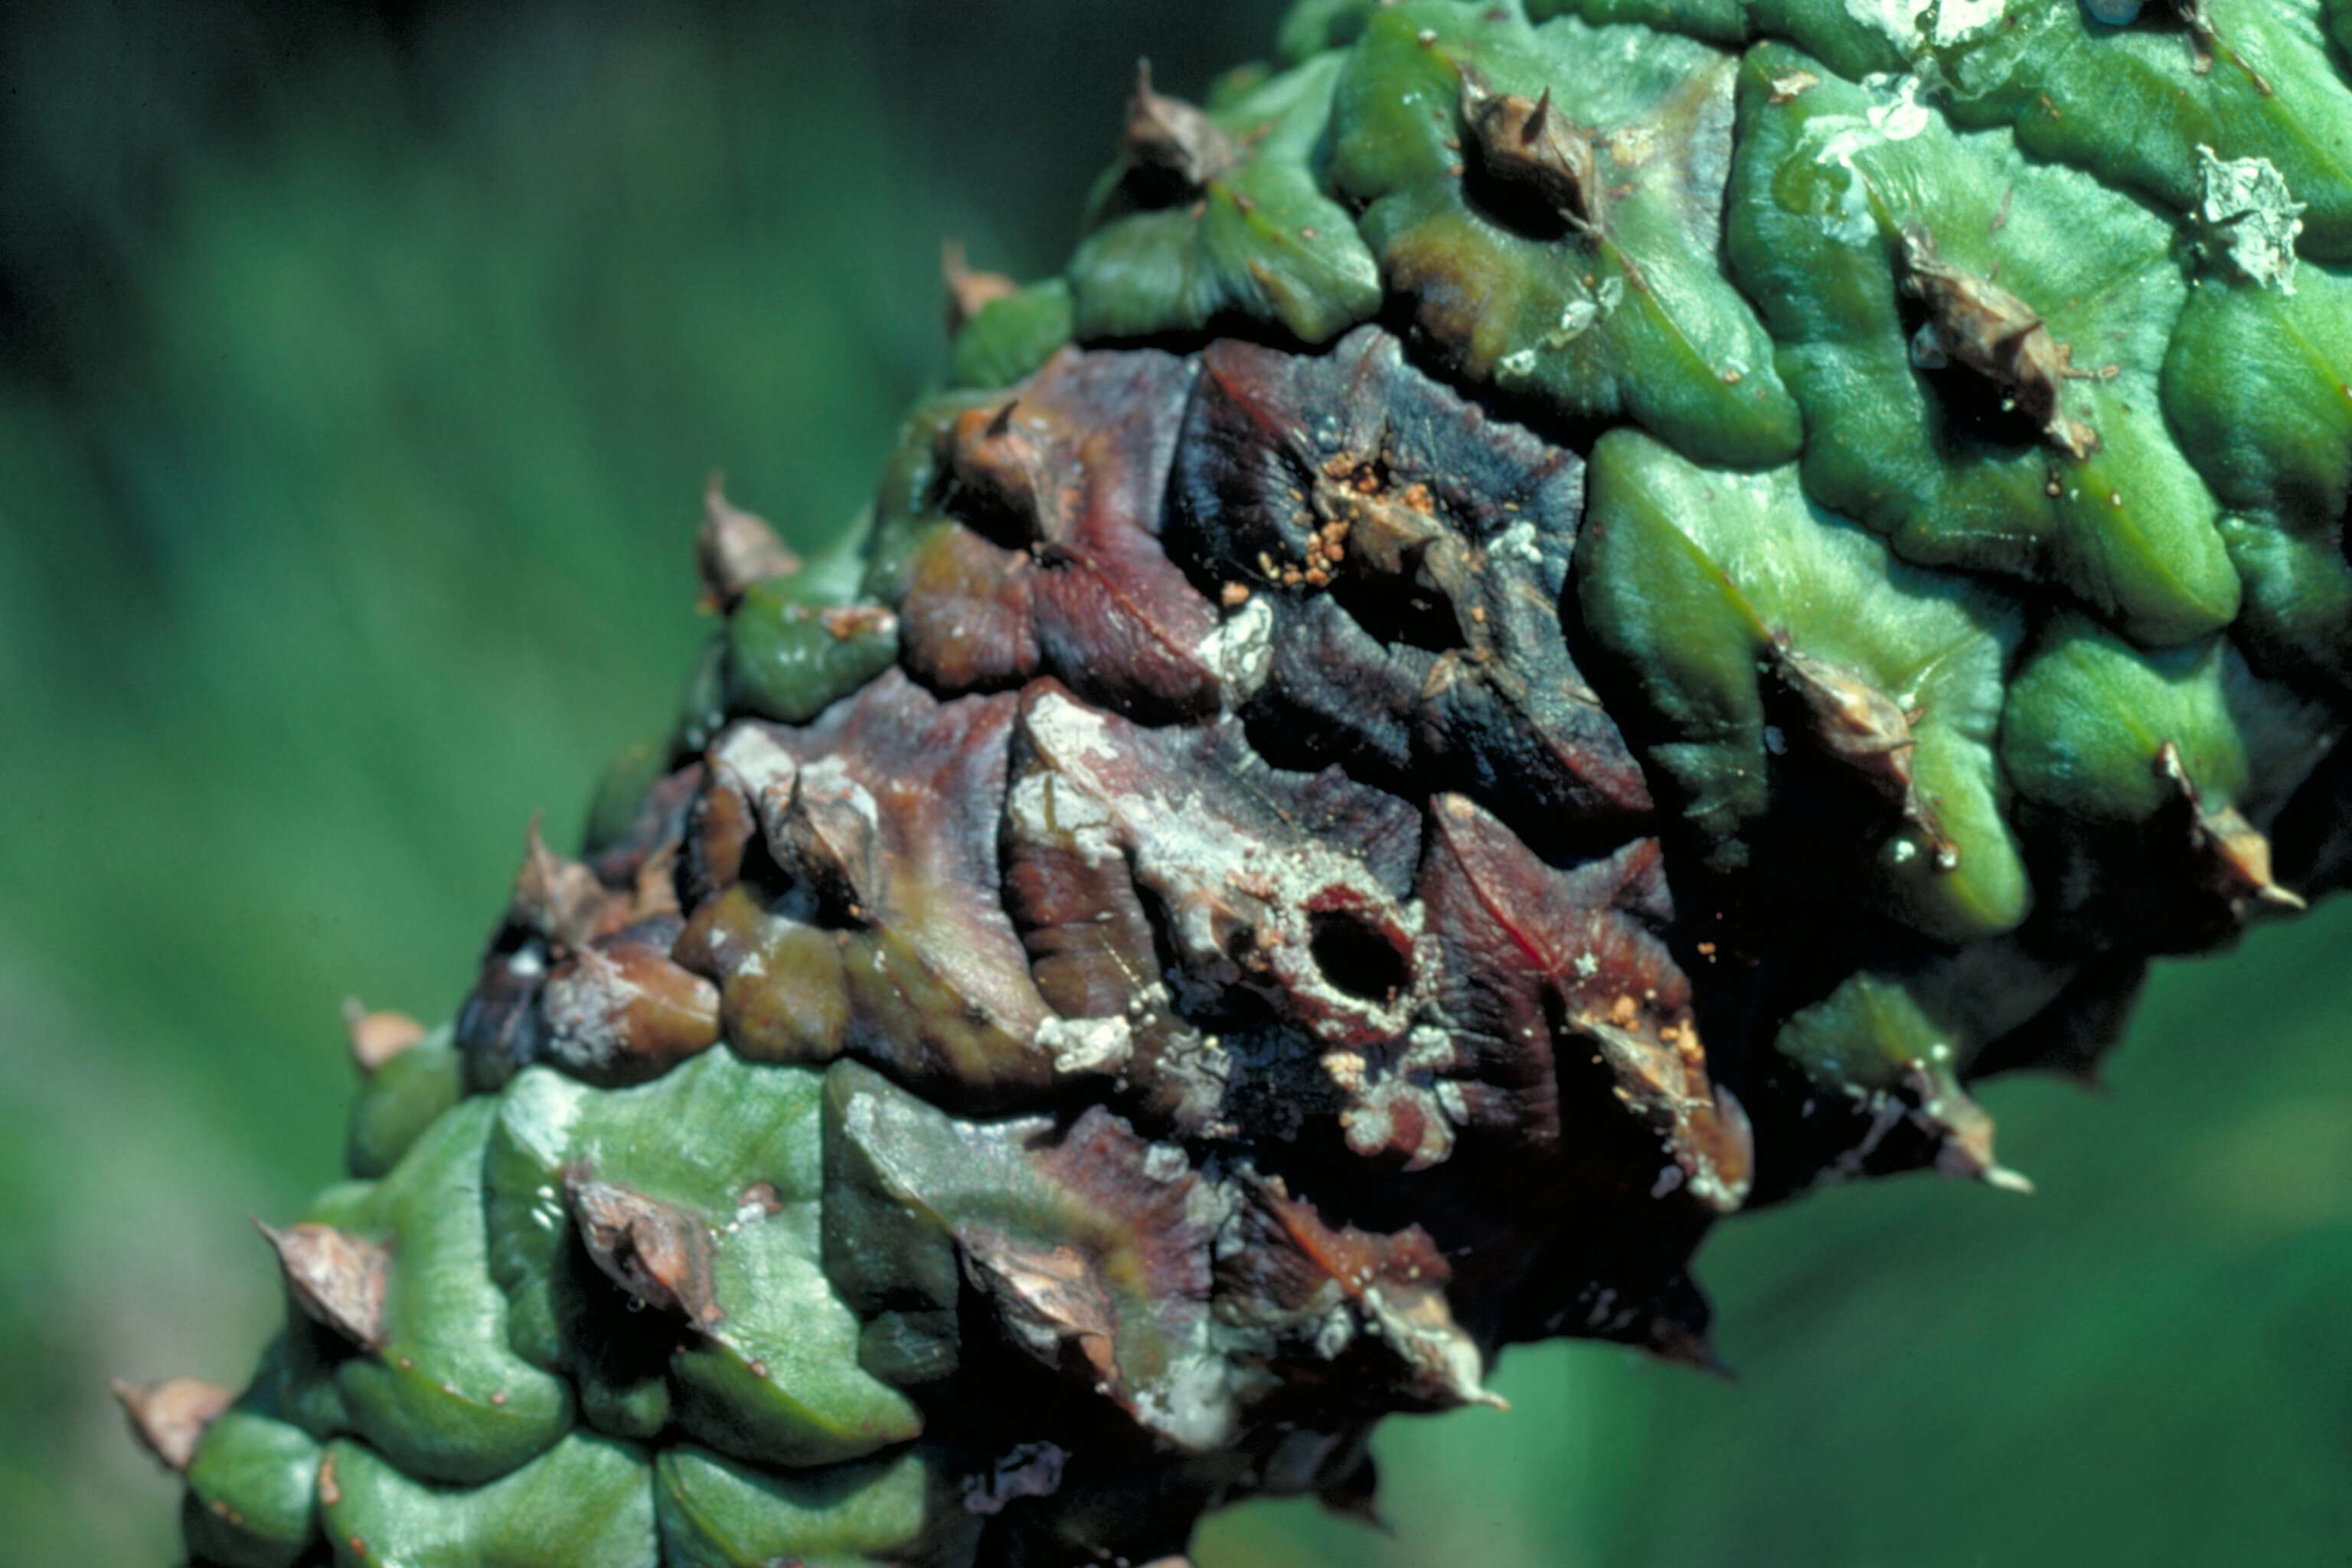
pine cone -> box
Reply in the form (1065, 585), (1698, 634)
(132, 2), (2352, 1563)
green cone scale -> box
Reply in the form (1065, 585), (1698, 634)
(129, 2), (2352, 1562)
(1579, 428), (2030, 945)
(1072, 56), (1383, 345)
(1328, 8), (1805, 467)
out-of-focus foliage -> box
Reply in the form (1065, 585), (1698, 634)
(0, 3), (2344, 1564)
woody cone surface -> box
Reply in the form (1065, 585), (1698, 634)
(130, 1), (2352, 1563)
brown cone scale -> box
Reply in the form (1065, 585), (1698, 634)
(113, 1377), (232, 1473)
(461, 325), (1769, 1478)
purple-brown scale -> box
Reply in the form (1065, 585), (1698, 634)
(452, 331), (1764, 1461)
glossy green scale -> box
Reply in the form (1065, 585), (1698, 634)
(482, 1076), (672, 1442)
(2001, 612), (2329, 825)
(1727, 45), (2240, 645)
(671, 504), (897, 750)
(1772, 971), (1958, 1100)
(180, 1401), (323, 1568)
(1530, 0), (2352, 254)
(946, 279), (1073, 390)
(320, 1432), (657, 1568)
(1276, 0), (1387, 62)
(1929, 0), (2352, 262)
(1070, 51), (1381, 346)
(723, 576), (899, 729)
(1528, 0), (1912, 81)
(2163, 264), (2352, 692)
(345, 1024), (466, 1181)
(1329, 2), (1802, 468)
(283, 1099), (576, 1488)
(1766, 938), (2082, 1184)
(1578, 428), (2029, 945)
(656, 1446), (965, 1568)
(483, 1050), (923, 1471)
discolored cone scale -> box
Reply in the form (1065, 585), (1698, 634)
(342, 1001), (426, 1075)
(942, 243), (1018, 335)
(113, 1377), (234, 1473)
(1458, 74), (1606, 234)
(2155, 740), (2308, 913)
(564, 1171), (727, 1329)
(1764, 634), (1954, 865)
(694, 477), (801, 613)
(254, 1221), (390, 1352)
(1896, 224), (2105, 462)
(464, 823), (722, 1089)
(1123, 60), (1246, 194)
(1168, 325), (1653, 840)
(143, 2), (2352, 1563)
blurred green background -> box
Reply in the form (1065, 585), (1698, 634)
(2, 2), (2347, 1563)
